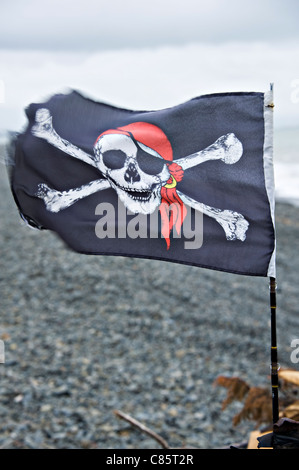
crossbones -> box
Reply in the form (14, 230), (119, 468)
(32, 108), (249, 246)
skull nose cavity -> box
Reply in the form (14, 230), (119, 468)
(125, 162), (140, 183)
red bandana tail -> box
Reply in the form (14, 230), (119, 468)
(159, 162), (187, 249)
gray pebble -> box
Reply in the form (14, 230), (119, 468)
(0, 151), (298, 449)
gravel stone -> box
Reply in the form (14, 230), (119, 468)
(0, 147), (298, 448)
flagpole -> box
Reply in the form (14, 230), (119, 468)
(270, 276), (279, 425)
(268, 82), (279, 427)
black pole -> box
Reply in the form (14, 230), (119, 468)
(270, 277), (279, 425)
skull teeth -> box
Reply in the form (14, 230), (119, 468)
(108, 177), (158, 202)
(123, 187), (152, 202)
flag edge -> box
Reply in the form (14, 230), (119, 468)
(263, 87), (276, 278)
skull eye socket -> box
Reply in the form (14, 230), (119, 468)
(102, 150), (127, 170)
(136, 148), (166, 175)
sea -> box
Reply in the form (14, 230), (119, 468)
(274, 126), (299, 207)
(0, 126), (298, 208)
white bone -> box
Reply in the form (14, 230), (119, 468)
(36, 178), (110, 212)
(32, 109), (242, 172)
(177, 190), (249, 241)
(176, 133), (243, 170)
(32, 108), (97, 168)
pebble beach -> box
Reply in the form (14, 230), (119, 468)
(0, 145), (298, 449)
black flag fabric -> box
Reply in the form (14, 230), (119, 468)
(9, 89), (275, 277)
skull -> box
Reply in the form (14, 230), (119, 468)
(94, 132), (170, 214)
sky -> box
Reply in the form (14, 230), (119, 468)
(0, 0), (299, 130)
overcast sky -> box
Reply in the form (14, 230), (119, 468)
(0, 0), (299, 130)
(1, 0), (299, 51)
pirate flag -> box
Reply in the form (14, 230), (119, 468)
(8, 89), (275, 277)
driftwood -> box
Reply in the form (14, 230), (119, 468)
(114, 410), (170, 449)
(114, 409), (248, 449)
(114, 370), (299, 449)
